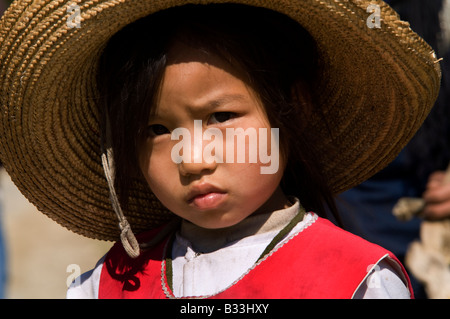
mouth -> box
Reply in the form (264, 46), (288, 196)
(186, 183), (227, 210)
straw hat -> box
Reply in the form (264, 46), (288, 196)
(0, 0), (441, 248)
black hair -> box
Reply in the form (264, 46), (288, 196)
(97, 4), (340, 224)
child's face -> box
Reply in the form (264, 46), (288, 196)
(138, 43), (287, 229)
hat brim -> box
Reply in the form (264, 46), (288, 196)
(0, 0), (441, 241)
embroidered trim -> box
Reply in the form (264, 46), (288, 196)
(256, 204), (305, 260)
(160, 212), (319, 299)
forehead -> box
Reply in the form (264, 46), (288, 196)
(153, 43), (264, 117)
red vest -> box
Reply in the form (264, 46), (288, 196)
(99, 216), (413, 299)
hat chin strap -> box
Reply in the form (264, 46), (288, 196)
(101, 115), (140, 258)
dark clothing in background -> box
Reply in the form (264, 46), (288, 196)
(336, 0), (450, 299)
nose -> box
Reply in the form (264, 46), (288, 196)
(179, 160), (218, 176)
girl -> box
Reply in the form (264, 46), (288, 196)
(0, 0), (441, 298)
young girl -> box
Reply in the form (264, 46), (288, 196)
(0, 1), (441, 298)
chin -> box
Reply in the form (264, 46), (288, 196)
(190, 212), (248, 230)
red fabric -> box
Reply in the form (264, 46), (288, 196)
(99, 216), (413, 299)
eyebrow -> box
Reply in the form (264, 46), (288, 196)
(186, 93), (248, 119)
(205, 93), (248, 109)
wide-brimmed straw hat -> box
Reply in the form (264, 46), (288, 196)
(0, 0), (441, 250)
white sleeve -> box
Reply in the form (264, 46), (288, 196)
(66, 256), (105, 299)
(353, 257), (412, 299)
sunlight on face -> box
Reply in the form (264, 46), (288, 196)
(138, 43), (287, 229)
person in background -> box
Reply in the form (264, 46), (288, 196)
(0, 0), (441, 299)
(335, 0), (450, 299)
(0, 0), (12, 300)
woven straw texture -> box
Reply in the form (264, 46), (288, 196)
(0, 0), (441, 241)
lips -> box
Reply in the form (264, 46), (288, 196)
(186, 183), (227, 210)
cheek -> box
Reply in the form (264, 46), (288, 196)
(231, 155), (285, 203)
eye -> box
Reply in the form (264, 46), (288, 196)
(208, 112), (236, 124)
(146, 124), (170, 137)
